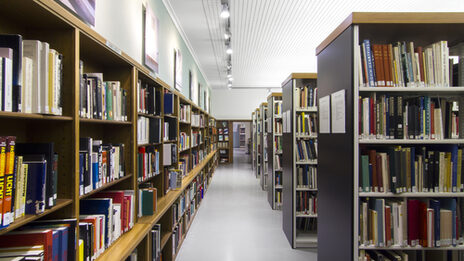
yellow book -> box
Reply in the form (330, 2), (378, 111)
(445, 152), (452, 192)
(301, 112), (306, 134)
(48, 50), (55, 114)
(21, 163), (28, 217)
(79, 239), (84, 261)
(13, 156), (23, 219)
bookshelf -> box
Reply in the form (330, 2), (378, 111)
(259, 102), (269, 190)
(316, 12), (464, 261)
(217, 120), (233, 163)
(252, 110), (259, 177)
(267, 93), (283, 210)
(0, 1), (218, 261)
(282, 73), (318, 248)
(239, 124), (246, 148)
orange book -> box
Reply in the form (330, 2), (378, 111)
(369, 150), (378, 192)
(372, 44), (385, 87)
(3, 136), (15, 226)
(382, 45), (391, 87)
(0, 137), (6, 227)
(385, 205), (392, 246)
(80, 217), (98, 257)
(387, 44), (395, 86)
(415, 46), (425, 84)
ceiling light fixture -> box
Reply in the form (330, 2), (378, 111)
(224, 32), (230, 40)
(228, 77), (233, 82)
(220, 4), (230, 19)
(226, 47), (233, 54)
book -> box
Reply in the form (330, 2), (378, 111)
(0, 35), (22, 112)
(22, 155), (47, 215)
(0, 229), (53, 261)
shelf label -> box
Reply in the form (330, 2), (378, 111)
(331, 89), (346, 134)
(319, 95), (330, 133)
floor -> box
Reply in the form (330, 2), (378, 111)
(176, 148), (317, 261)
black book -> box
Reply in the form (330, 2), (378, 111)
(22, 154), (47, 214)
(155, 89), (161, 115)
(147, 84), (154, 115)
(16, 143), (56, 208)
(149, 118), (161, 144)
(79, 222), (92, 261)
(387, 148), (397, 193)
(433, 151), (440, 192)
(122, 89), (127, 121)
(0, 34), (22, 112)
(445, 101), (452, 139)
(395, 96), (403, 139)
(79, 137), (93, 194)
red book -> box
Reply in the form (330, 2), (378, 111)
(0, 137), (6, 227)
(80, 217), (98, 256)
(382, 45), (391, 87)
(407, 199), (420, 246)
(419, 201), (428, 247)
(369, 150), (378, 192)
(415, 46), (425, 84)
(3, 136), (15, 226)
(138, 147), (146, 180)
(124, 195), (132, 229)
(95, 191), (127, 233)
(385, 205), (392, 246)
(372, 44), (385, 87)
(0, 229), (53, 261)
(370, 97), (375, 136)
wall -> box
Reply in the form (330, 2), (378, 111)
(212, 88), (281, 119)
(94, 0), (210, 110)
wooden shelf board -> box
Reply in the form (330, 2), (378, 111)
(138, 113), (162, 119)
(0, 112), (73, 121)
(138, 142), (163, 147)
(164, 114), (177, 119)
(296, 135), (317, 139)
(359, 192), (464, 197)
(359, 139), (464, 144)
(160, 230), (173, 250)
(179, 147), (191, 153)
(137, 173), (161, 185)
(80, 118), (132, 125)
(179, 121), (191, 125)
(359, 86), (464, 92)
(163, 140), (178, 143)
(0, 199), (72, 236)
(80, 174), (133, 199)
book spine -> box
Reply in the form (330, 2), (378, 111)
(3, 136), (15, 226)
(0, 137), (6, 227)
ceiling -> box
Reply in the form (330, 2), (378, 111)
(164, 0), (464, 90)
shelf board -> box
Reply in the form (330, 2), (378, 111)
(0, 112), (73, 121)
(296, 134), (317, 139)
(138, 113), (162, 119)
(296, 160), (317, 165)
(296, 213), (318, 218)
(275, 185), (283, 189)
(296, 188), (318, 192)
(296, 107), (317, 113)
(160, 231), (173, 250)
(137, 173), (162, 185)
(275, 168), (283, 172)
(0, 199), (73, 236)
(179, 147), (191, 153)
(359, 86), (464, 92)
(138, 142), (163, 147)
(179, 120), (191, 125)
(295, 232), (318, 248)
(80, 174), (133, 199)
(358, 245), (464, 250)
(164, 114), (177, 119)
(359, 139), (464, 144)
(96, 223), (148, 261)
(359, 192), (464, 197)
(80, 118), (132, 125)
(163, 140), (178, 143)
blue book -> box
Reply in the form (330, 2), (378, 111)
(79, 153), (84, 196)
(429, 200), (441, 247)
(80, 198), (112, 248)
(164, 93), (174, 115)
(29, 219), (76, 261)
(451, 145), (458, 192)
(51, 230), (59, 261)
(369, 199), (385, 246)
(92, 153), (98, 190)
(440, 198), (457, 246)
(363, 40), (375, 87)
(23, 155), (47, 215)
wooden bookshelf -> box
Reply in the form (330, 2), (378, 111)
(0, 1), (219, 261)
(267, 93), (283, 210)
(217, 120), (233, 163)
(316, 12), (464, 261)
(282, 73), (318, 248)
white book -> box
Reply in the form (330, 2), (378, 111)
(23, 40), (42, 113)
(427, 208), (434, 247)
(362, 202), (368, 245)
(112, 204), (122, 241)
(48, 49), (56, 115)
(54, 52), (62, 115)
(0, 48), (13, 112)
(21, 57), (33, 113)
(40, 42), (49, 114)
(391, 202), (399, 246)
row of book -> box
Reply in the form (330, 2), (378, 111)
(359, 249), (464, 261)
(274, 121), (283, 135)
(137, 80), (161, 115)
(191, 131), (202, 147)
(297, 165), (317, 189)
(163, 117), (177, 142)
(79, 69), (128, 121)
(218, 142), (228, 149)
(162, 143), (177, 167)
(179, 104), (191, 123)
(137, 117), (162, 145)
(0, 35), (63, 115)
(275, 172), (282, 186)
(218, 128), (228, 135)
(359, 198), (462, 248)
(179, 155), (189, 176)
(0, 138), (61, 229)
(296, 139), (318, 162)
(137, 146), (160, 183)
(296, 191), (317, 215)
(179, 132), (190, 151)
(166, 169), (182, 193)
(218, 134), (229, 142)
(359, 94), (460, 140)
(274, 155), (282, 170)
(360, 145), (464, 194)
(79, 138), (125, 196)
(275, 191), (282, 206)
(358, 40), (452, 88)
(274, 136), (282, 152)
(296, 112), (317, 136)
(164, 92), (175, 115)
(151, 224), (161, 261)
(138, 184), (157, 217)
(191, 114), (205, 127)
(296, 217), (317, 232)
(295, 86), (317, 108)
(274, 101), (282, 116)
(192, 150), (206, 169)
(78, 192), (134, 260)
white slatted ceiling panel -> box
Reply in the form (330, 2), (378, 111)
(166, 0), (464, 89)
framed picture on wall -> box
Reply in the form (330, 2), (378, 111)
(189, 70), (193, 100)
(143, 4), (159, 73)
(197, 83), (201, 106)
(204, 89), (207, 111)
(55, 0), (96, 26)
(174, 48), (182, 91)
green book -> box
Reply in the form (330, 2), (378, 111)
(361, 155), (370, 192)
(106, 82), (113, 120)
(141, 190), (154, 216)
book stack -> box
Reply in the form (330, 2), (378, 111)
(295, 85), (317, 108)
(79, 137), (125, 196)
(359, 249), (464, 261)
(296, 191), (317, 216)
(0, 138), (62, 229)
(276, 172), (282, 186)
(0, 35), (64, 115)
(191, 130), (201, 147)
(358, 40), (453, 88)
(295, 139), (318, 162)
(79, 192), (134, 260)
(359, 94), (460, 140)
(359, 198), (463, 249)
(191, 113), (200, 127)
(0, 219), (77, 261)
(151, 224), (161, 261)
(137, 80), (160, 115)
(162, 144), (177, 167)
(296, 165), (317, 189)
(274, 101), (282, 116)
(274, 155), (282, 170)
(275, 121), (283, 134)
(179, 155), (189, 177)
(163, 117), (177, 142)
(276, 191), (282, 206)
(137, 146), (160, 183)
(137, 117), (162, 145)
(360, 145), (464, 194)
(138, 185), (157, 216)
(179, 104), (190, 123)
(179, 132), (190, 151)
(296, 112), (317, 136)
(274, 136), (282, 152)
(79, 69), (128, 121)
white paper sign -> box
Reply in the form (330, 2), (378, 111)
(319, 95), (330, 133)
(283, 110), (291, 133)
(331, 89), (346, 133)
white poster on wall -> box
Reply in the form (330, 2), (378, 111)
(144, 5), (159, 73)
(319, 95), (330, 133)
(331, 89), (346, 133)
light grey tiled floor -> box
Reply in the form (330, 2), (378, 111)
(176, 148), (317, 261)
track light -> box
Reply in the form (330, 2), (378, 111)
(226, 47), (233, 54)
(228, 77), (233, 82)
(220, 4), (230, 19)
(224, 32), (230, 40)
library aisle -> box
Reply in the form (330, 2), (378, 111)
(176, 149), (317, 261)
